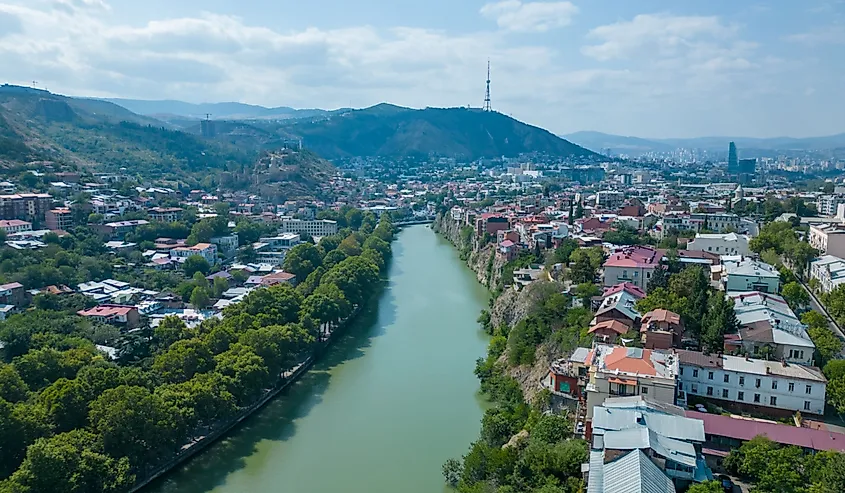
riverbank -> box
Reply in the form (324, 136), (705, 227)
(143, 225), (491, 493)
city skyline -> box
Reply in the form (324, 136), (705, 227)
(0, 0), (843, 138)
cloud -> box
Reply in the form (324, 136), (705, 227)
(0, 10), (21, 36)
(786, 23), (845, 45)
(582, 13), (737, 61)
(480, 1), (578, 32)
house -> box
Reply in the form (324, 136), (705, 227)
(687, 232), (750, 257)
(0, 220), (32, 234)
(727, 291), (814, 365)
(593, 283), (645, 330)
(690, 213), (741, 233)
(170, 243), (218, 264)
(581, 345), (680, 420)
(721, 258), (780, 294)
(77, 304), (141, 328)
(210, 235), (239, 253)
(45, 208), (73, 231)
(0, 282), (26, 307)
(676, 350), (827, 416)
(542, 350), (591, 399)
(810, 255), (845, 294)
(96, 220), (150, 239)
(260, 271), (297, 287)
(0, 304), (15, 320)
(585, 397), (712, 492)
(497, 239), (517, 261)
(588, 319), (630, 343)
(640, 309), (683, 350)
(603, 246), (660, 292)
(147, 207), (183, 222)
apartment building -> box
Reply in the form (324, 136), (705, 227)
(280, 218), (338, 237)
(147, 207), (183, 222)
(727, 291), (815, 365)
(817, 195), (845, 217)
(809, 223), (845, 258)
(0, 193), (52, 221)
(45, 208), (73, 231)
(687, 232), (750, 256)
(677, 350), (826, 416)
(0, 220), (32, 234)
(595, 191), (625, 210)
(810, 255), (845, 294)
(690, 213), (741, 232)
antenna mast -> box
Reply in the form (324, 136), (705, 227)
(484, 60), (492, 112)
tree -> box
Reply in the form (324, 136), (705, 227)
(320, 256), (380, 306)
(345, 208), (364, 230)
(701, 293), (739, 353)
(183, 255), (211, 277)
(647, 265), (670, 291)
(190, 286), (211, 309)
(214, 343), (271, 405)
(809, 326), (842, 366)
(282, 243), (323, 280)
(37, 377), (90, 432)
(0, 363), (28, 403)
(6, 429), (134, 493)
(572, 283), (600, 307)
(687, 481), (725, 493)
(154, 315), (188, 349)
(212, 276), (230, 298)
(442, 458), (462, 487)
(152, 339), (214, 384)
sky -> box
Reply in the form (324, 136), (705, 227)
(0, 0), (844, 138)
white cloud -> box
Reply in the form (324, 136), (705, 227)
(786, 23), (845, 45)
(480, 1), (578, 32)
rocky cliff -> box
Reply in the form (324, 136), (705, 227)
(433, 213), (506, 289)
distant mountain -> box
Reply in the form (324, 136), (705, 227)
(269, 104), (598, 160)
(564, 129), (845, 156)
(103, 98), (335, 123)
(562, 131), (673, 155)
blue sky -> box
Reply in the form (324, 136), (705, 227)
(0, 0), (843, 138)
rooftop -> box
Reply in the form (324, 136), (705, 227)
(605, 246), (660, 268)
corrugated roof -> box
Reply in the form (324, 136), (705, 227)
(601, 449), (677, 493)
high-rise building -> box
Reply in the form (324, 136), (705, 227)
(728, 142), (738, 173)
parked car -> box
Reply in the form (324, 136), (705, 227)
(718, 474), (734, 492)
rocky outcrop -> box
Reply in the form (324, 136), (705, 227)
(433, 213), (505, 289)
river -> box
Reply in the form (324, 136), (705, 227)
(146, 225), (490, 493)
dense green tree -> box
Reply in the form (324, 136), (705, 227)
(189, 286), (211, 309)
(37, 378), (90, 432)
(182, 255), (211, 277)
(0, 364), (28, 403)
(701, 292), (739, 353)
(152, 339), (214, 384)
(0, 400), (50, 478)
(572, 283), (600, 307)
(647, 265), (670, 291)
(320, 256), (380, 306)
(687, 481), (724, 493)
(782, 282), (810, 310)
(13, 347), (95, 391)
(214, 343), (271, 406)
(282, 243), (323, 280)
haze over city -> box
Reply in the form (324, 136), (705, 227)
(1, 0), (844, 138)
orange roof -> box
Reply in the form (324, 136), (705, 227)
(642, 309), (681, 325)
(608, 377), (638, 386)
(588, 319), (629, 335)
(603, 347), (657, 376)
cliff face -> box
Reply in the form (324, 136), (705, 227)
(434, 213), (559, 402)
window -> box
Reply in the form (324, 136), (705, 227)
(789, 382), (794, 392)
(739, 376), (745, 386)
(634, 271), (639, 277)
(770, 396), (778, 406)
(772, 380), (778, 390)
(641, 387), (648, 394)
(691, 384), (698, 393)
(707, 386), (714, 396)
(693, 369), (699, 378)
(723, 374), (730, 383)
(680, 367), (684, 375)
(804, 401), (811, 411)
(678, 382), (683, 390)
(647, 272), (651, 278)
(754, 393), (761, 403)
(708, 371), (714, 380)
(806, 385), (812, 395)
(756, 378), (761, 388)
(722, 389), (729, 399)
(738, 391), (745, 401)
(622, 270), (628, 278)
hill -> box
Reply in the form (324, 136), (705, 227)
(562, 131), (672, 155)
(0, 86), (336, 197)
(272, 105), (598, 159)
(103, 98), (335, 123)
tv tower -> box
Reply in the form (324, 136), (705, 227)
(483, 60), (492, 112)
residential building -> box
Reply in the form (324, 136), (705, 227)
(0, 193), (52, 221)
(0, 220), (32, 234)
(170, 243), (218, 264)
(588, 319), (630, 344)
(687, 232), (750, 257)
(260, 271), (297, 287)
(77, 304), (141, 328)
(809, 223), (845, 257)
(45, 208), (73, 231)
(690, 213), (740, 233)
(595, 191), (625, 210)
(677, 350), (827, 416)
(640, 309), (683, 350)
(593, 283), (645, 330)
(95, 220), (150, 239)
(476, 213), (510, 236)
(258, 233), (301, 250)
(148, 207), (183, 222)
(721, 258), (780, 293)
(586, 397), (711, 492)
(579, 344), (680, 420)
(727, 291), (815, 365)
(0, 282), (26, 307)
(603, 246), (661, 292)
(810, 255), (845, 294)
(210, 234), (239, 253)
(817, 195), (845, 217)
(280, 218), (338, 237)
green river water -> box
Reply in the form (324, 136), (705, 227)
(146, 225), (490, 493)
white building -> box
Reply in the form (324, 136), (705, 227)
(809, 223), (845, 258)
(722, 258), (781, 294)
(211, 235), (239, 253)
(687, 232), (750, 257)
(691, 213), (741, 233)
(810, 255), (845, 294)
(280, 219), (338, 237)
(170, 243), (218, 264)
(817, 195), (845, 217)
(0, 220), (32, 234)
(677, 350), (827, 415)
(728, 291), (815, 366)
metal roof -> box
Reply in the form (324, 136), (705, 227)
(594, 449), (677, 493)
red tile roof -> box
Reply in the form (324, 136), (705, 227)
(603, 282), (647, 299)
(589, 319), (630, 335)
(642, 309), (681, 325)
(605, 246), (660, 268)
(78, 305), (136, 317)
(603, 347), (658, 376)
